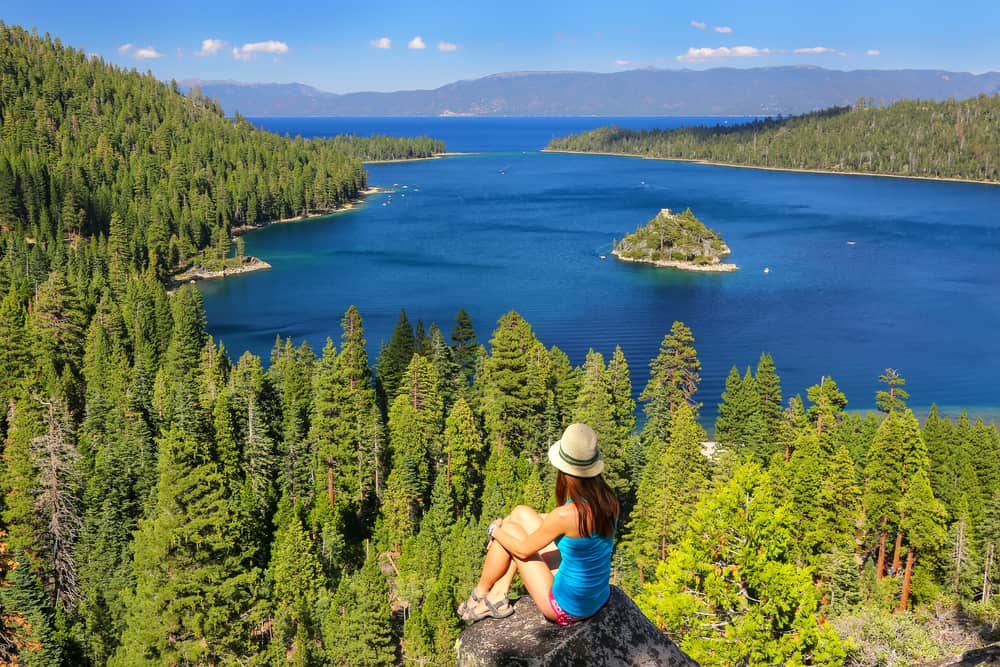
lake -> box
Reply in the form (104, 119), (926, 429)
(198, 117), (1000, 424)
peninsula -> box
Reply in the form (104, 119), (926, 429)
(613, 208), (737, 272)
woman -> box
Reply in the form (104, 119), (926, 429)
(458, 423), (619, 625)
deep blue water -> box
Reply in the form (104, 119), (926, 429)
(249, 116), (757, 153)
(201, 118), (1000, 423)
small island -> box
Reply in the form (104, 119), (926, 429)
(612, 208), (737, 272)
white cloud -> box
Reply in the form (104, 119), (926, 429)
(713, 26), (733, 34)
(690, 20), (708, 30)
(866, 49), (881, 56)
(677, 45), (775, 62)
(232, 40), (290, 61)
(196, 38), (225, 56)
(437, 41), (458, 52)
(614, 59), (634, 66)
(134, 46), (165, 60)
(794, 46), (836, 54)
(408, 36), (426, 50)
(370, 36), (392, 49)
(117, 43), (133, 55)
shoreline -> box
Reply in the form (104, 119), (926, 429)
(171, 255), (272, 287)
(364, 151), (475, 164)
(541, 149), (1000, 187)
(612, 249), (738, 272)
(173, 185), (388, 288)
(231, 186), (385, 236)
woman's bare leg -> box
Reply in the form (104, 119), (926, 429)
(497, 505), (562, 621)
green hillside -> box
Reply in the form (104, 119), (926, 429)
(547, 96), (1000, 182)
(0, 22), (440, 282)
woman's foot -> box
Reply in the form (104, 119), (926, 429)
(458, 588), (515, 622)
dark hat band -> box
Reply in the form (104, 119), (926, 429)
(559, 443), (600, 467)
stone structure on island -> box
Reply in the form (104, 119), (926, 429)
(455, 586), (698, 666)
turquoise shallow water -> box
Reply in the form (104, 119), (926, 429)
(200, 119), (1000, 422)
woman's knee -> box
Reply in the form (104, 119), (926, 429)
(509, 504), (539, 523)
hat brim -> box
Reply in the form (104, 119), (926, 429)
(548, 440), (605, 478)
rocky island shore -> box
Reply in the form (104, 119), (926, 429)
(171, 255), (272, 286)
(612, 207), (737, 272)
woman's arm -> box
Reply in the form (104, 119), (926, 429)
(492, 506), (575, 560)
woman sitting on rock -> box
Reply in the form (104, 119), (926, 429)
(459, 423), (619, 625)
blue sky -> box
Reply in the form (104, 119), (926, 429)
(2, 0), (998, 92)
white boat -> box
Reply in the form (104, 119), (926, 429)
(763, 267), (770, 274)
(847, 241), (857, 245)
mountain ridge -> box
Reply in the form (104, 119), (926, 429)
(180, 66), (1000, 117)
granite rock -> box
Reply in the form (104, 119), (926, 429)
(455, 586), (698, 666)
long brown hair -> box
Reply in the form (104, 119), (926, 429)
(555, 471), (619, 538)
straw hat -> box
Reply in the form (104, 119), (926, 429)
(548, 423), (604, 478)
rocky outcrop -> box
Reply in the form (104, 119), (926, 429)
(455, 586), (698, 666)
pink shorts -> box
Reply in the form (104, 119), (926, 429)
(548, 590), (584, 627)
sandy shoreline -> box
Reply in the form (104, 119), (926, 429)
(542, 149), (1000, 187)
(612, 249), (738, 272)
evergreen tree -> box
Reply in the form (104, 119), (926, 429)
(754, 352), (784, 460)
(876, 368), (910, 414)
(112, 426), (258, 666)
(897, 470), (947, 611)
(573, 349), (628, 493)
(323, 549), (394, 666)
(640, 321), (701, 441)
(375, 309), (415, 408)
(450, 308), (478, 389)
(480, 312), (547, 455)
(547, 346), (580, 428)
(864, 409), (929, 580)
(639, 463), (846, 667)
(442, 397), (485, 513)
(627, 402), (708, 581)
(268, 511), (324, 667)
(806, 375), (847, 441)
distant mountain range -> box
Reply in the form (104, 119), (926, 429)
(182, 67), (1000, 117)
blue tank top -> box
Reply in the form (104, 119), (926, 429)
(551, 509), (615, 618)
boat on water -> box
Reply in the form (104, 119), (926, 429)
(763, 267), (771, 274)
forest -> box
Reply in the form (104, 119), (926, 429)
(546, 96), (1000, 182)
(0, 22), (441, 286)
(3, 19), (1000, 667)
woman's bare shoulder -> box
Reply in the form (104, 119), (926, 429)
(548, 503), (578, 527)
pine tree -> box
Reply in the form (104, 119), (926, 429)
(574, 350), (626, 492)
(450, 308), (477, 389)
(268, 511), (323, 666)
(323, 549), (394, 666)
(112, 426), (258, 666)
(638, 463), (845, 667)
(548, 346), (580, 428)
(627, 402), (708, 581)
(806, 375), (847, 441)
(480, 311), (547, 454)
(442, 397), (485, 513)
(375, 309), (415, 408)
(640, 321), (701, 442)
(713, 366), (743, 448)
(897, 469), (947, 611)
(754, 352), (783, 460)
(864, 409), (929, 580)
(875, 368), (910, 414)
